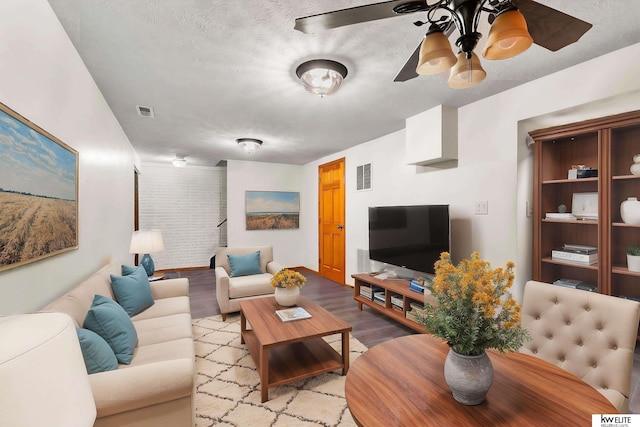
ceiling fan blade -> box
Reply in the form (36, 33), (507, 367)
(513, 0), (592, 52)
(294, 0), (427, 34)
(394, 42), (421, 82)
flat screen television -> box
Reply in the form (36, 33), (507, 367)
(368, 204), (450, 275)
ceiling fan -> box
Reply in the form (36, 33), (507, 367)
(294, 0), (592, 88)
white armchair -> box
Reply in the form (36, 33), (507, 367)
(214, 246), (284, 320)
(520, 280), (640, 412)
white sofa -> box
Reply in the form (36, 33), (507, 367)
(214, 246), (283, 320)
(42, 263), (195, 427)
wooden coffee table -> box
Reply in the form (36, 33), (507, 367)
(240, 296), (352, 402)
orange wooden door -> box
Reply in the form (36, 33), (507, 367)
(318, 158), (345, 284)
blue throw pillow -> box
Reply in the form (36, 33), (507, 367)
(84, 294), (138, 364)
(121, 264), (138, 276)
(76, 327), (119, 374)
(227, 251), (262, 277)
(110, 266), (155, 317)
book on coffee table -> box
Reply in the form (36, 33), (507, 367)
(276, 307), (312, 322)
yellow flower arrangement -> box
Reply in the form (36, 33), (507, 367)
(419, 252), (529, 356)
(271, 269), (307, 289)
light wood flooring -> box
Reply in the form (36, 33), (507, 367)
(164, 267), (640, 413)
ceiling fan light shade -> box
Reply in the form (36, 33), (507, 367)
(482, 9), (533, 60)
(416, 30), (456, 75)
(448, 51), (486, 89)
(296, 59), (348, 97)
(236, 138), (263, 154)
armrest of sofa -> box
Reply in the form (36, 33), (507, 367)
(266, 261), (285, 275)
(215, 267), (230, 313)
(150, 278), (189, 300)
(89, 358), (193, 417)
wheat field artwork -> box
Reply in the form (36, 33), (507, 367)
(245, 191), (300, 230)
(0, 102), (78, 272)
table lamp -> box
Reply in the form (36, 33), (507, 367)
(129, 229), (165, 276)
(0, 313), (96, 426)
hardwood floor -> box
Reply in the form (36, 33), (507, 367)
(165, 267), (640, 413)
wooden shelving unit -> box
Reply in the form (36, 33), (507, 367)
(351, 273), (427, 333)
(531, 110), (640, 300)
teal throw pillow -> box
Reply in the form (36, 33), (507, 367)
(121, 264), (138, 276)
(76, 327), (118, 374)
(84, 294), (138, 364)
(110, 266), (155, 317)
(227, 251), (262, 277)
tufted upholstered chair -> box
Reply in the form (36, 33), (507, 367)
(520, 280), (640, 412)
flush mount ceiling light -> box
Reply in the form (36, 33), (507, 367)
(295, 59), (348, 97)
(236, 138), (263, 154)
(172, 156), (187, 167)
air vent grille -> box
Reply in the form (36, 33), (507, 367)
(136, 105), (155, 118)
(356, 163), (372, 191)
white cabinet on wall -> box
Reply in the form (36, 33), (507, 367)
(405, 105), (458, 166)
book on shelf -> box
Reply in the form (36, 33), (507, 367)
(373, 291), (385, 305)
(553, 279), (597, 292)
(359, 285), (372, 299)
(390, 294), (403, 309)
(409, 280), (427, 294)
(551, 249), (598, 265)
(562, 244), (597, 254)
(275, 307), (312, 322)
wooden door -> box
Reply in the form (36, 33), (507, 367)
(318, 158), (345, 284)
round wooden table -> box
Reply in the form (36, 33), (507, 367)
(345, 334), (617, 426)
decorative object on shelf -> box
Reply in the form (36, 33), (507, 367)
(627, 245), (640, 273)
(572, 192), (598, 220)
(418, 252), (529, 405)
(295, 59), (348, 97)
(271, 268), (307, 306)
(621, 197), (640, 225)
(631, 154), (640, 176)
(558, 204), (567, 214)
(236, 138), (263, 154)
(129, 230), (165, 276)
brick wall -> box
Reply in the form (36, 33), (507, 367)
(138, 163), (227, 270)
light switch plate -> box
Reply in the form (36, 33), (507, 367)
(475, 200), (488, 215)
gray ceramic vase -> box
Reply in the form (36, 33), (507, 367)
(444, 348), (494, 405)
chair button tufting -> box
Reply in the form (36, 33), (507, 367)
(613, 345), (618, 350)
(566, 320), (571, 325)
(578, 341), (583, 346)
(592, 363), (597, 368)
(585, 306), (591, 311)
(560, 356), (565, 362)
(533, 349), (538, 354)
(535, 315), (541, 320)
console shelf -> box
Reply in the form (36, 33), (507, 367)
(352, 273), (427, 333)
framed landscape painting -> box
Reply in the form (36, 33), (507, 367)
(246, 191), (300, 230)
(0, 102), (78, 272)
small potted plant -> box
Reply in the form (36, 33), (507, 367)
(271, 269), (306, 306)
(627, 245), (640, 272)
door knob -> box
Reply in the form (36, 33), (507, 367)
(337, 225), (344, 229)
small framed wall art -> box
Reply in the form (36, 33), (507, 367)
(245, 191), (300, 230)
(0, 102), (79, 272)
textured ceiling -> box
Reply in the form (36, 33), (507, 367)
(47, 0), (640, 166)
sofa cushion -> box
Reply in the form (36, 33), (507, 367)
(84, 295), (138, 365)
(130, 296), (191, 322)
(110, 266), (155, 317)
(227, 251), (262, 277)
(228, 273), (275, 299)
(133, 313), (193, 346)
(76, 327), (118, 374)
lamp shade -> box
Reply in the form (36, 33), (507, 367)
(482, 9), (533, 60)
(448, 51), (486, 89)
(129, 230), (164, 254)
(296, 59), (348, 97)
(416, 29), (456, 75)
(0, 313), (96, 426)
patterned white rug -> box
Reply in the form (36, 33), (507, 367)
(192, 314), (368, 427)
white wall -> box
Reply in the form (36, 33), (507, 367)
(226, 160), (305, 267)
(138, 163), (227, 269)
(0, 0), (138, 314)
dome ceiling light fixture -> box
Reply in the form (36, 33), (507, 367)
(171, 156), (187, 167)
(236, 138), (263, 154)
(295, 59), (348, 97)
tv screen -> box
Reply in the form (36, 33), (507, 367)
(368, 205), (450, 275)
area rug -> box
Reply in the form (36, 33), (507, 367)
(192, 314), (368, 427)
